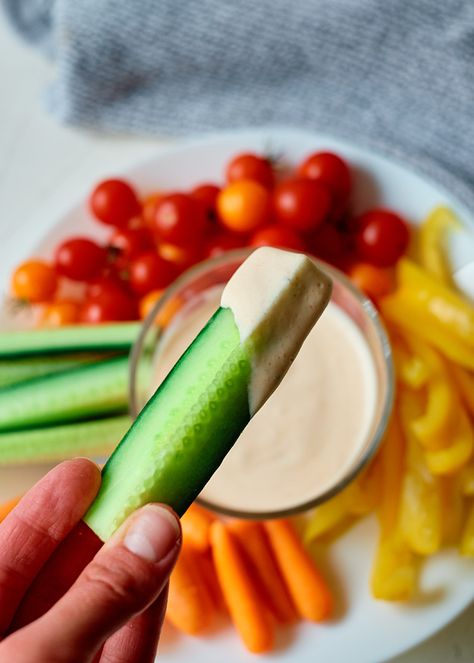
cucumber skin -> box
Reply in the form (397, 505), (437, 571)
(0, 415), (132, 465)
(0, 323), (140, 358)
(0, 356), (129, 432)
(0, 352), (120, 389)
(84, 307), (251, 541)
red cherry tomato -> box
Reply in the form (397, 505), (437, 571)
(142, 193), (162, 227)
(86, 275), (130, 299)
(55, 238), (107, 281)
(11, 260), (58, 303)
(297, 152), (351, 207)
(354, 209), (410, 267)
(191, 184), (221, 221)
(205, 231), (245, 258)
(217, 181), (271, 233)
(152, 193), (207, 245)
(108, 228), (153, 266)
(89, 179), (140, 227)
(250, 225), (305, 251)
(273, 178), (331, 231)
(80, 289), (138, 323)
(309, 224), (347, 263)
(129, 252), (178, 295)
(226, 153), (275, 189)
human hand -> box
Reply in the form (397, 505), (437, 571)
(0, 458), (181, 663)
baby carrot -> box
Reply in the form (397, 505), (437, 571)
(228, 519), (297, 623)
(0, 495), (22, 523)
(181, 503), (216, 552)
(166, 544), (215, 635)
(197, 550), (227, 613)
(210, 521), (274, 654)
(263, 519), (333, 622)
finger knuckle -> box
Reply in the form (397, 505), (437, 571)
(82, 557), (150, 612)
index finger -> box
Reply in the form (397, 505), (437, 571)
(0, 458), (101, 635)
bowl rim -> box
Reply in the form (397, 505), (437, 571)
(129, 248), (394, 519)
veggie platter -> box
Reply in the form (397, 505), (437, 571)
(0, 128), (473, 662)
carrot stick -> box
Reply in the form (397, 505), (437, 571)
(181, 503), (216, 552)
(0, 495), (22, 523)
(210, 521), (274, 653)
(228, 519), (297, 624)
(263, 519), (333, 622)
(166, 544), (215, 635)
(197, 550), (227, 613)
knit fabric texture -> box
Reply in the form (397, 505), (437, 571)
(3, 0), (474, 209)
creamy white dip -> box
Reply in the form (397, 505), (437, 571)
(153, 285), (377, 514)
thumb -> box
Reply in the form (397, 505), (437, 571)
(3, 504), (181, 663)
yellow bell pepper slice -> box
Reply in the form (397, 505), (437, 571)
(460, 462), (474, 496)
(371, 410), (418, 601)
(440, 476), (465, 545)
(449, 364), (474, 417)
(378, 413), (405, 532)
(398, 388), (443, 555)
(371, 532), (418, 601)
(410, 378), (456, 449)
(418, 206), (461, 287)
(391, 336), (430, 389)
(460, 502), (474, 557)
(424, 406), (473, 475)
(346, 455), (382, 516)
(392, 333), (458, 449)
(398, 259), (474, 341)
(400, 333), (444, 375)
(381, 295), (474, 369)
(392, 330), (471, 454)
(380, 260), (474, 370)
(304, 490), (351, 542)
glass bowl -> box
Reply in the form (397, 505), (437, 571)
(129, 249), (394, 519)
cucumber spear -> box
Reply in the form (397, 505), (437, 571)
(85, 248), (332, 541)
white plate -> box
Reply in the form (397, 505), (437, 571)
(0, 128), (473, 663)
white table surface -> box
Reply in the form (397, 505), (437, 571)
(0, 16), (472, 663)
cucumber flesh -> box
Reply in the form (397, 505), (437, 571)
(0, 415), (132, 465)
(0, 352), (121, 389)
(0, 356), (129, 431)
(84, 307), (251, 540)
(0, 323), (140, 358)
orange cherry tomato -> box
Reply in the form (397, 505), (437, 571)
(217, 180), (270, 233)
(11, 260), (58, 303)
(158, 242), (203, 272)
(140, 290), (182, 328)
(348, 263), (396, 300)
(139, 289), (163, 320)
(39, 300), (79, 327)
